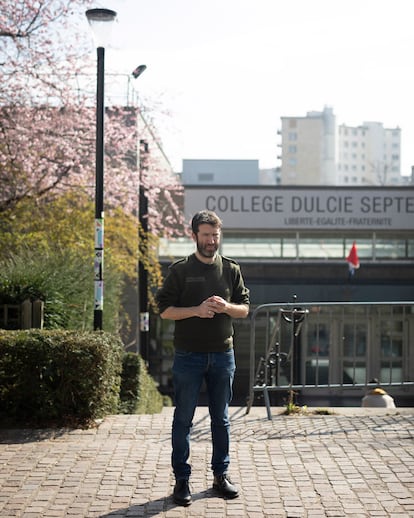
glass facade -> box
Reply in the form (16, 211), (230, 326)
(159, 233), (414, 261)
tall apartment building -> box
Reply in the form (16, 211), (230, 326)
(279, 106), (336, 185)
(279, 106), (402, 186)
(337, 122), (401, 185)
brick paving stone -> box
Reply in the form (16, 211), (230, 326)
(0, 407), (413, 517)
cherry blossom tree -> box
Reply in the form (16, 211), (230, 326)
(0, 0), (92, 105)
(0, 103), (184, 237)
(0, 0), (185, 238)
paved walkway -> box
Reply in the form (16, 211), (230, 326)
(0, 406), (413, 517)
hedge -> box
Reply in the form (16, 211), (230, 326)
(0, 329), (123, 427)
(119, 352), (166, 414)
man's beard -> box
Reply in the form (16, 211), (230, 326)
(196, 240), (218, 258)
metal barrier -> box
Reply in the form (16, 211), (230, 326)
(246, 301), (414, 419)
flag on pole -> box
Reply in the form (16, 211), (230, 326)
(346, 241), (360, 277)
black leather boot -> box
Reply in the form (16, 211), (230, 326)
(173, 479), (192, 506)
(213, 474), (239, 498)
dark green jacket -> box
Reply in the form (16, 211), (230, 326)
(156, 253), (250, 352)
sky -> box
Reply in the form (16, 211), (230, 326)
(95, 0), (414, 174)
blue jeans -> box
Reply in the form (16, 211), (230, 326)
(171, 349), (236, 481)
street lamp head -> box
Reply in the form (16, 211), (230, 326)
(85, 8), (117, 48)
(132, 64), (147, 79)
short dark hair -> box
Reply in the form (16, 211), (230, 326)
(191, 210), (222, 234)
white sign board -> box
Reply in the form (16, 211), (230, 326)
(185, 187), (414, 230)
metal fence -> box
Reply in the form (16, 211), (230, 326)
(246, 301), (414, 419)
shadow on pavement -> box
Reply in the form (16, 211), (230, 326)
(100, 490), (213, 517)
(0, 427), (69, 444)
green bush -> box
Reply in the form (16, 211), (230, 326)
(119, 352), (165, 414)
(0, 329), (123, 427)
(0, 249), (122, 332)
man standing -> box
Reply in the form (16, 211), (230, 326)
(157, 210), (250, 506)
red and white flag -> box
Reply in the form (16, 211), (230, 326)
(346, 241), (360, 276)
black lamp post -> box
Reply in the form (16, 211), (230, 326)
(138, 139), (149, 359)
(131, 66), (149, 357)
(85, 8), (117, 330)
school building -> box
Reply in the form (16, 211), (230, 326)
(152, 185), (414, 407)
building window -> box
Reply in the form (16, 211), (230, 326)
(160, 235), (413, 261)
(288, 132), (297, 141)
(281, 237), (297, 258)
(376, 239), (406, 259)
(288, 145), (297, 153)
(299, 237), (345, 259)
(198, 173), (214, 182)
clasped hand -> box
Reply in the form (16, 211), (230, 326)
(199, 295), (227, 318)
